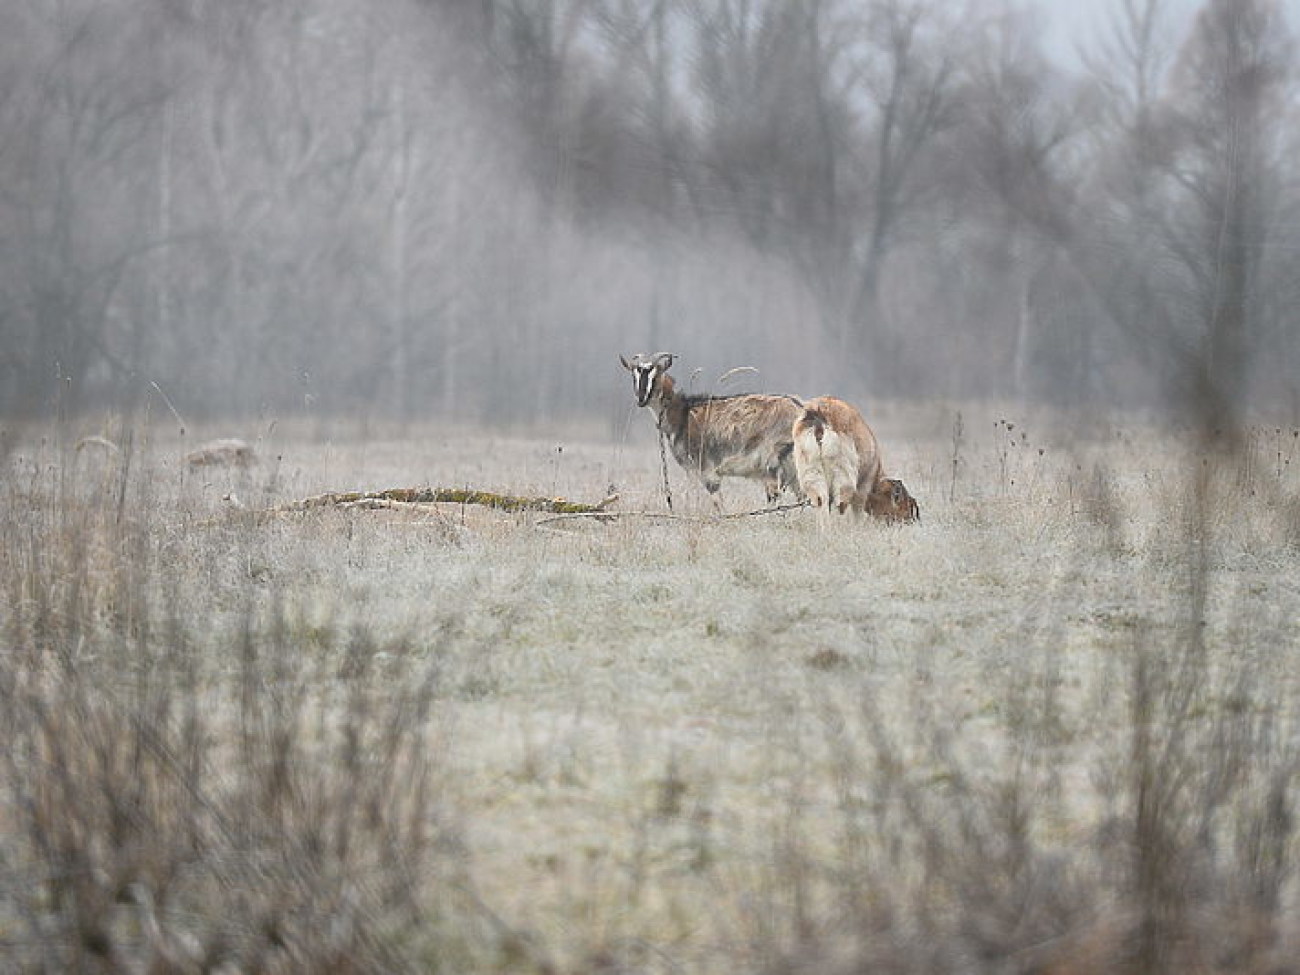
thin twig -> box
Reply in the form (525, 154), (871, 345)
(535, 500), (808, 527)
(719, 499), (810, 519)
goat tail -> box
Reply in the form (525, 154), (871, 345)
(798, 407), (827, 446)
(792, 408), (831, 508)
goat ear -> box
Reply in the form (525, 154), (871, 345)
(655, 353), (676, 370)
(620, 354), (634, 371)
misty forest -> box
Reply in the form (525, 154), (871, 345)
(6, 1), (1300, 974)
(2, 0), (1297, 423)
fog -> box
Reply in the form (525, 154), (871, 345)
(1, 0), (1297, 429)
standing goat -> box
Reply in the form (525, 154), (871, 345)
(792, 396), (920, 522)
(621, 353), (802, 505)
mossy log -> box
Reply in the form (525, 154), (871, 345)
(286, 487), (619, 515)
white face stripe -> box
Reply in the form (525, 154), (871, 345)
(634, 364), (658, 406)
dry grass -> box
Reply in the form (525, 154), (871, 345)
(1, 406), (1299, 973)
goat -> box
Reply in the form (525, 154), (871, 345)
(621, 353), (802, 505)
(792, 396), (919, 522)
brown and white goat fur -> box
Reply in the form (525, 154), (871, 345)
(621, 353), (802, 504)
(792, 396), (920, 522)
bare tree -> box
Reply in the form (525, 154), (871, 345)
(1164, 0), (1293, 421)
(1, 0), (1295, 424)
(1079, 0), (1295, 418)
(845, 0), (961, 331)
(0, 1), (172, 415)
(682, 0), (964, 391)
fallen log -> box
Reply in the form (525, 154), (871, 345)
(284, 487), (620, 516)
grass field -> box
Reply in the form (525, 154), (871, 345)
(3, 405), (1299, 973)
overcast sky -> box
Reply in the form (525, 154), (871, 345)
(1037, 0), (1298, 70)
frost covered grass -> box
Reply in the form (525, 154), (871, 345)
(2, 407), (1299, 973)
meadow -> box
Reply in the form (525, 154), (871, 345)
(2, 404), (1299, 973)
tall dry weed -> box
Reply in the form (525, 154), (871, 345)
(0, 430), (532, 974)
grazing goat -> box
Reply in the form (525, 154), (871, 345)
(621, 353), (802, 504)
(792, 396), (919, 522)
